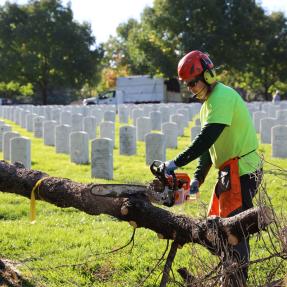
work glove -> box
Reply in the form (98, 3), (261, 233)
(189, 179), (199, 195)
(161, 160), (178, 175)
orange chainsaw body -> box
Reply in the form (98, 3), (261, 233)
(167, 172), (191, 205)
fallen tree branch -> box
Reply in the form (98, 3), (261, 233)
(0, 160), (274, 249)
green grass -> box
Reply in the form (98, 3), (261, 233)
(0, 116), (286, 286)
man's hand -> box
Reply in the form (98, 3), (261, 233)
(190, 179), (199, 195)
(161, 160), (178, 175)
(188, 179), (200, 201)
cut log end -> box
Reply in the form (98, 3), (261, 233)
(121, 206), (129, 216)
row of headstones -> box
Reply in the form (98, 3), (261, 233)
(0, 120), (31, 168)
(0, 102), (202, 126)
(0, 104), (202, 179)
(248, 101), (287, 158)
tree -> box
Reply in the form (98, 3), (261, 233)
(0, 0), (101, 104)
(0, 160), (286, 286)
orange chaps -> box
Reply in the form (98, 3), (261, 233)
(208, 157), (242, 218)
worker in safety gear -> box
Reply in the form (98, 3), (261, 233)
(162, 50), (262, 286)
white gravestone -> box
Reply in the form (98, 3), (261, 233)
(260, 118), (282, 144)
(136, 117), (152, 141)
(170, 114), (185, 136)
(60, 111), (72, 125)
(100, 121), (115, 147)
(104, 111), (116, 122)
(33, 116), (45, 138)
(71, 113), (84, 132)
(271, 125), (287, 158)
(10, 136), (31, 168)
(91, 138), (113, 179)
(162, 122), (177, 149)
(159, 106), (170, 123)
(145, 133), (166, 165)
(3, 131), (20, 161)
(132, 109), (144, 126)
(52, 108), (61, 123)
(70, 131), (89, 164)
(276, 110), (287, 122)
(26, 113), (37, 132)
(0, 124), (12, 152)
(177, 109), (189, 127)
(55, 124), (72, 154)
(43, 120), (57, 146)
(253, 111), (267, 133)
(150, 111), (162, 131)
(83, 116), (97, 140)
(118, 106), (129, 123)
(119, 126), (136, 155)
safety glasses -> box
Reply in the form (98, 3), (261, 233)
(186, 78), (199, 88)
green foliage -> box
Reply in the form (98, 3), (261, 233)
(0, 0), (101, 104)
(101, 0), (287, 99)
(0, 116), (286, 286)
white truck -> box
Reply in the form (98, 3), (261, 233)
(83, 75), (182, 105)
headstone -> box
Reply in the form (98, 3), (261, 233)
(119, 126), (136, 155)
(33, 116), (45, 138)
(70, 131), (89, 164)
(177, 109), (189, 127)
(104, 111), (116, 122)
(83, 116), (97, 140)
(136, 116), (152, 141)
(149, 111), (162, 131)
(52, 108), (61, 123)
(100, 121), (115, 147)
(253, 111), (267, 133)
(162, 122), (177, 148)
(43, 120), (57, 146)
(26, 113), (37, 132)
(145, 133), (166, 165)
(132, 108), (144, 126)
(0, 124), (12, 152)
(170, 114), (185, 136)
(3, 131), (20, 161)
(271, 125), (287, 158)
(159, 106), (170, 123)
(60, 111), (72, 125)
(91, 138), (113, 179)
(10, 136), (31, 168)
(276, 110), (287, 122)
(118, 106), (129, 123)
(55, 124), (72, 154)
(71, 113), (84, 132)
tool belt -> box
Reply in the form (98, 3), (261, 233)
(208, 157), (242, 218)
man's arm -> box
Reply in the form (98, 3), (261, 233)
(174, 123), (226, 167)
(194, 150), (212, 185)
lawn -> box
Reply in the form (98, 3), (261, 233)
(0, 116), (286, 286)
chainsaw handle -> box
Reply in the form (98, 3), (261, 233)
(150, 160), (164, 177)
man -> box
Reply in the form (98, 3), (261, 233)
(163, 50), (262, 286)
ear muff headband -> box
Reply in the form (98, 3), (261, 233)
(200, 58), (217, 85)
(203, 68), (217, 85)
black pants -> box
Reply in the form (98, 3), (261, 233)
(225, 169), (262, 286)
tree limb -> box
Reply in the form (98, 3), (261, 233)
(0, 161), (274, 248)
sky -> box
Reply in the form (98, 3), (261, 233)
(0, 0), (286, 44)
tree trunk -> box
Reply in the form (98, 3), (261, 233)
(0, 161), (274, 249)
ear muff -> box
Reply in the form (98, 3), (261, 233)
(200, 57), (217, 85)
(203, 68), (217, 85)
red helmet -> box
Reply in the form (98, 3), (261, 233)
(178, 50), (214, 81)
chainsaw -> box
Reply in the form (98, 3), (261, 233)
(149, 160), (191, 207)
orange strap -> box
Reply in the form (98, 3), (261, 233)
(208, 157), (242, 218)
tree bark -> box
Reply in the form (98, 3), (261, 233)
(0, 161), (274, 248)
